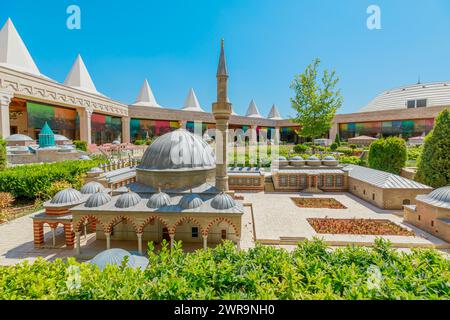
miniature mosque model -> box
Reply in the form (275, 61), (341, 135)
(33, 41), (244, 256)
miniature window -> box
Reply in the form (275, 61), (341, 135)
(418, 215), (421, 221)
(221, 229), (227, 240)
(353, 186), (356, 191)
(336, 176), (343, 187)
(363, 189), (366, 195)
(416, 99), (427, 108)
(403, 199), (411, 205)
(289, 176), (297, 186)
(299, 176), (307, 187)
(326, 176), (333, 187)
(407, 100), (416, 108)
(372, 193), (375, 200)
(317, 176), (323, 187)
(191, 227), (199, 238)
(279, 176), (287, 187)
(431, 221), (434, 227)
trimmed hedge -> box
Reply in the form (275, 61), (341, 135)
(0, 239), (448, 300)
(73, 140), (87, 151)
(0, 138), (6, 171)
(368, 137), (407, 175)
(0, 159), (102, 200)
(415, 109), (450, 188)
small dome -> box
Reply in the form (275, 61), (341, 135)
(112, 140), (120, 145)
(50, 188), (83, 205)
(277, 156), (287, 160)
(180, 193), (204, 209)
(85, 192), (112, 208)
(290, 156), (304, 161)
(211, 192), (236, 210)
(139, 129), (215, 170)
(324, 156), (336, 161)
(308, 156), (320, 160)
(88, 167), (103, 173)
(80, 182), (105, 194)
(418, 186), (450, 209)
(80, 155), (91, 160)
(115, 191), (141, 208)
(148, 191), (171, 209)
(90, 248), (148, 271)
(6, 134), (33, 142)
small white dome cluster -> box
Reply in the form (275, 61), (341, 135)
(85, 191), (112, 208)
(50, 188), (83, 205)
(211, 192), (236, 210)
(180, 193), (204, 209)
(148, 191), (171, 209)
(115, 191), (141, 208)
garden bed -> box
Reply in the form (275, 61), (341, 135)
(291, 197), (347, 209)
(307, 218), (414, 236)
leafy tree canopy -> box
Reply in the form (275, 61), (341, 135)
(290, 58), (343, 140)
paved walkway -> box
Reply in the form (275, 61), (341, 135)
(239, 191), (449, 248)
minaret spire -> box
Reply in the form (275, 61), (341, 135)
(212, 39), (232, 192)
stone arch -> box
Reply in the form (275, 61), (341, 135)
(171, 216), (204, 235)
(105, 215), (138, 233)
(75, 215), (105, 233)
(137, 216), (170, 234)
(205, 217), (240, 237)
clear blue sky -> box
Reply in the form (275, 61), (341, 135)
(2, 0), (450, 116)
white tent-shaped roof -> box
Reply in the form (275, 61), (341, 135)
(267, 104), (282, 120)
(182, 88), (205, 112)
(64, 54), (101, 95)
(245, 99), (262, 118)
(132, 79), (160, 108)
(0, 18), (41, 77)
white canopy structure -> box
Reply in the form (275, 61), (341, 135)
(132, 79), (161, 108)
(0, 18), (42, 77)
(267, 104), (282, 120)
(64, 54), (101, 95)
(245, 99), (263, 118)
(182, 88), (205, 112)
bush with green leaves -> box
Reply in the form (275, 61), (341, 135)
(339, 156), (366, 166)
(0, 137), (6, 171)
(336, 147), (353, 156)
(293, 144), (308, 154)
(368, 137), (407, 175)
(0, 159), (102, 200)
(334, 133), (341, 146)
(73, 140), (87, 151)
(0, 239), (448, 300)
(329, 142), (338, 151)
(407, 146), (423, 162)
(134, 140), (146, 145)
(415, 109), (450, 188)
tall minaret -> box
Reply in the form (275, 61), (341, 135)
(212, 39), (232, 192)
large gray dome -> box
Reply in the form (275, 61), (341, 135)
(417, 186), (450, 209)
(50, 188), (83, 205)
(180, 193), (204, 209)
(115, 191), (141, 208)
(85, 192), (112, 208)
(139, 129), (215, 170)
(6, 134), (34, 142)
(211, 192), (236, 210)
(90, 248), (148, 271)
(80, 181), (105, 194)
(148, 191), (171, 209)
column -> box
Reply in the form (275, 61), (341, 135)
(105, 232), (111, 249)
(75, 231), (81, 255)
(215, 119), (229, 191)
(78, 108), (92, 144)
(64, 223), (75, 249)
(33, 221), (44, 248)
(250, 125), (258, 145)
(202, 234), (208, 250)
(329, 121), (338, 142)
(51, 227), (56, 247)
(274, 127), (280, 145)
(137, 232), (143, 255)
(0, 91), (12, 139)
(236, 236), (241, 251)
(121, 117), (130, 144)
(169, 233), (175, 248)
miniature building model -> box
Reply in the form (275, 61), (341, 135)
(228, 167), (265, 191)
(32, 41), (244, 257)
(404, 186), (450, 242)
(271, 156), (348, 192)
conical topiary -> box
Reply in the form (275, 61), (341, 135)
(415, 109), (450, 188)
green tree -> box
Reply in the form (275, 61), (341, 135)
(334, 133), (341, 146)
(368, 136), (407, 175)
(290, 58), (343, 141)
(0, 138), (6, 171)
(415, 109), (450, 187)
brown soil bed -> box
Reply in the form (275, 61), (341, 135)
(307, 218), (414, 236)
(291, 197), (347, 209)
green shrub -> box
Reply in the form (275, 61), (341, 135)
(0, 239), (448, 300)
(339, 156), (366, 166)
(336, 147), (353, 156)
(334, 133), (341, 146)
(416, 109), (450, 188)
(407, 145), (423, 162)
(0, 159), (102, 200)
(36, 181), (73, 201)
(329, 142), (338, 151)
(73, 140), (87, 151)
(134, 140), (146, 145)
(0, 138), (6, 171)
(349, 144), (357, 150)
(368, 137), (407, 175)
(293, 144), (308, 153)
